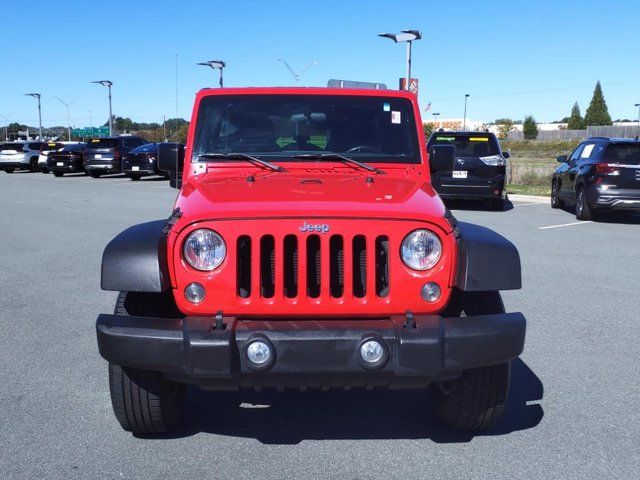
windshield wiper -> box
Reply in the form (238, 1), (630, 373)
(198, 152), (285, 172)
(292, 153), (385, 174)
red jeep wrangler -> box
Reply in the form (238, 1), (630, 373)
(97, 87), (525, 435)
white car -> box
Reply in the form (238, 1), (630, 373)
(38, 141), (67, 173)
(0, 141), (45, 173)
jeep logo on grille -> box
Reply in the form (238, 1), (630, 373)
(299, 222), (330, 233)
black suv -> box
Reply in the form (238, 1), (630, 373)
(48, 143), (87, 176)
(427, 131), (509, 210)
(84, 136), (147, 178)
(551, 137), (640, 220)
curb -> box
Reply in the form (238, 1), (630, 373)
(508, 194), (549, 204)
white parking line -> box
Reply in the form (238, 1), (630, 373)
(539, 221), (593, 230)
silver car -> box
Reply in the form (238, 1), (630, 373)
(0, 141), (44, 173)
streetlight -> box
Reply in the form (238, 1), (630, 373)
(276, 58), (318, 85)
(432, 112), (440, 126)
(92, 80), (113, 136)
(55, 96), (78, 141)
(463, 94), (470, 131)
(378, 30), (422, 91)
(0, 113), (11, 141)
(197, 60), (226, 88)
(24, 93), (43, 139)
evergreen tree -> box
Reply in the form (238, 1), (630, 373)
(567, 102), (585, 130)
(523, 115), (538, 140)
(584, 81), (612, 126)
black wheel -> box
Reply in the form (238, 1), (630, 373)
(5, 168), (14, 174)
(129, 174), (142, 181)
(89, 171), (102, 178)
(551, 180), (563, 208)
(575, 186), (592, 220)
(52, 171), (64, 177)
(108, 291), (185, 435)
(30, 157), (39, 172)
(434, 290), (510, 430)
(41, 168), (49, 174)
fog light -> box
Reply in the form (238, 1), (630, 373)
(421, 282), (441, 302)
(184, 282), (205, 304)
(244, 338), (275, 371)
(358, 338), (388, 369)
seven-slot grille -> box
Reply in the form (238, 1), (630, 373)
(236, 234), (390, 300)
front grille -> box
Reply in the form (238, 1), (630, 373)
(236, 233), (390, 300)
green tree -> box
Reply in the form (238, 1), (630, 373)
(114, 116), (134, 132)
(567, 102), (585, 129)
(170, 124), (189, 143)
(523, 115), (538, 140)
(495, 118), (514, 139)
(584, 81), (612, 126)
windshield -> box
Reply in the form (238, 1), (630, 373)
(604, 144), (640, 164)
(87, 138), (118, 149)
(428, 134), (500, 157)
(130, 143), (156, 154)
(60, 143), (86, 152)
(192, 94), (419, 163)
(1, 143), (24, 152)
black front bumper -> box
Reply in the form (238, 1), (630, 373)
(96, 312), (525, 389)
(437, 177), (505, 201)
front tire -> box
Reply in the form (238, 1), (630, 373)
(551, 180), (563, 208)
(4, 168), (14, 174)
(129, 174), (142, 181)
(30, 157), (39, 172)
(89, 171), (101, 178)
(434, 290), (511, 430)
(52, 171), (64, 177)
(108, 291), (186, 435)
(575, 186), (592, 220)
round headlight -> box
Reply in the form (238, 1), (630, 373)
(401, 229), (442, 270)
(183, 229), (226, 271)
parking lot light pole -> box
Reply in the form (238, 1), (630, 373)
(92, 81), (113, 136)
(432, 112), (440, 127)
(463, 94), (470, 131)
(197, 60), (226, 88)
(378, 30), (422, 91)
(24, 93), (43, 139)
(55, 96), (78, 141)
(276, 58), (318, 85)
(635, 103), (640, 138)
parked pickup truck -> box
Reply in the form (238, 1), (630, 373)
(96, 86), (526, 435)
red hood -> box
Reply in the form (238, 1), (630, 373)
(173, 169), (450, 232)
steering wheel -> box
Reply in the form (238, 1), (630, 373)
(345, 145), (379, 154)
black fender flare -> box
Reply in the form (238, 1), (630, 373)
(454, 221), (521, 291)
(101, 220), (171, 292)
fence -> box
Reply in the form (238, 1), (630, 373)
(506, 125), (640, 142)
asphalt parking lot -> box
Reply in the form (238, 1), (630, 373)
(1, 171), (639, 480)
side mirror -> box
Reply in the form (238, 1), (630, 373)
(557, 155), (567, 163)
(157, 143), (185, 188)
(502, 151), (510, 159)
(429, 145), (455, 173)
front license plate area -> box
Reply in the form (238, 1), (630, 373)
(452, 170), (468, 179)
(132, 166), (139, 171)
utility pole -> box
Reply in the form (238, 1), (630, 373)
(463, 94), (470, 131)
(55, 96), (78, 141)
(378, 30), (422, 91)
(275, 58), (318, 85)
(24, 93), (43, 138)
(92, 80), (113, 135)
(0, 113), (11, 141)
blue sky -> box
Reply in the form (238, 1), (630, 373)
(1, 0), (638, 128)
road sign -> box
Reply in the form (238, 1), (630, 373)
(71, 127), (109, 137)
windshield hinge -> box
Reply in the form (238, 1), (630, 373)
(162, 208), (183, 235)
